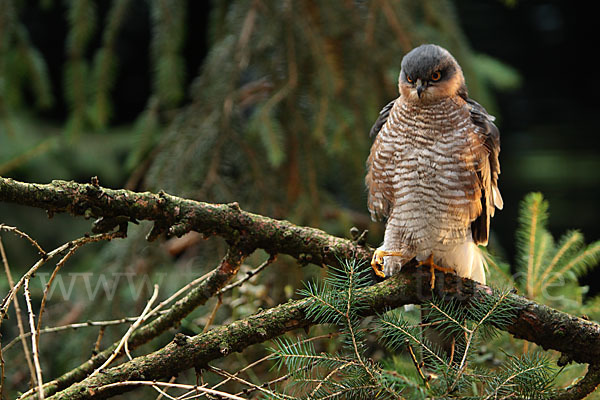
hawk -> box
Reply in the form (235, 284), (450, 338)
(366, 44), (502, 287)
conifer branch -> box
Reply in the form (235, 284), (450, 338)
(33, 268), (599, 399)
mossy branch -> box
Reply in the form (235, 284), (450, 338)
(0, 177), (369, 267)
(35, 270), (600, 399)
(1, 177), (599, 399)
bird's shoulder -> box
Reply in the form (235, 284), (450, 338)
(460, 94), (499, 151)
(369, 98), (397, 138)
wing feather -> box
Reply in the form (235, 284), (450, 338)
(369, 99), (395, 138)
(366, 99), (397, 221)
(464, 97), (503, 245)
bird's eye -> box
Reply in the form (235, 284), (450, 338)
(406, 75), (413, 83)
(431, 71), (442, 81)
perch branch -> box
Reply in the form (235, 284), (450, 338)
(34, 268), (600, 400)
(0, 177), (370, 266)
(1, 177), (600, 399)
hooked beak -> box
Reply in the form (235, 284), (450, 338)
(415, 79), (426, 98)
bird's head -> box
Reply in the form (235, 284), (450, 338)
(398, 44), (466, 103)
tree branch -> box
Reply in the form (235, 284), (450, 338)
(38, 269), (600, 399)
(555, 364), (600, 400)
(1, 177), (599, 398)
(17, 241), (251, 399)
(0, 177), (370, 267)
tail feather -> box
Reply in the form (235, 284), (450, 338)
(437, 239), (486, 285)
(468, 244), (487, 285)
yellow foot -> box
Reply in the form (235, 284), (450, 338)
(371, 249), (403, 278)
(417, 254), (454, 289)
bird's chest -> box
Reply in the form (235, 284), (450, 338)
(391, 123), (456, 183)
(376, 101), (472, 187)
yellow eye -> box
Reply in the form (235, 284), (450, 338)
(406, 75), (413, 83)
(431, 71), (442, 81)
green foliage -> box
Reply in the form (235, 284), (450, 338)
(489, 192), (600, 317)
(0, 0), (54, 115)
(90, 0), (133, 129)
(472, 53), (521, 92)
(267, 258), (558, 399)
(64, 0), (97, 139)
(0, 0), (190, 149)
(149, 0), (186, 109)
(486, 352), (556, 400)
(268, 259), (406, 399)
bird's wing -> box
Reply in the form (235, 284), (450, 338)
(369, 99), (395, 138)
(365, 99), (397, 221)
(465, 97), (503, 245)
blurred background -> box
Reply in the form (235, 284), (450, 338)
(0, 0), (598, 397)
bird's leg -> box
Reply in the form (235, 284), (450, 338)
(417, 254), (454, 289)
(371, 249), (404, 278)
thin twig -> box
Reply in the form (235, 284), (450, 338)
(483, 364), (553, 400)
(449, 337), (456, 366)
(35, 244), (83, 358)
(208, 366), (293, 399)
(310, 361), (354, 397)
(319, 385), (386, 400)
(212, 333), (337, 395)
(379, 318), (449, 368)
(90, 284), (160, 377)
(96, 380), (245, 400)
(18, 248), (250, 400)
(1, 231), (125, 327)
(427, 302), (470, 334)
(0, 237), (36, 392)
(0, 224), (46, 257)
(450, 290), (513, 392)
(24, 278), (44, 399)
(406, 339), (430, 390)
(2, 314), (169, 352)
(124, 285), (160, 360)
(202, 296), (222, 333)
(143, 269), (216, 325)
(122, 284), (160, 361)
(93, 327), (106, 355)
(152, 376), (178, 400)
(218, 254), (277, 295)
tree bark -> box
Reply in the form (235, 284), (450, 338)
(0, 177), (370, 266)
(42, 269), (600, 399)
(1, 177), (599, 399)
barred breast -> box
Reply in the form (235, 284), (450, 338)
(373, 96), (486, 257)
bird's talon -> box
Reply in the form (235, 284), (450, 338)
(371, 249), (403, 278)
(372, 262), (386, 278)
(371, 251), (386, 278)
(417, 254), (453, 289)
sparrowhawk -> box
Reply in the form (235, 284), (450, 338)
(366, 44), (503, 287)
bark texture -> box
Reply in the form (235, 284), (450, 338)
(1, 177), (599, 399)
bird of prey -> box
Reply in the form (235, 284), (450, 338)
(366, 44), (502, 287)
